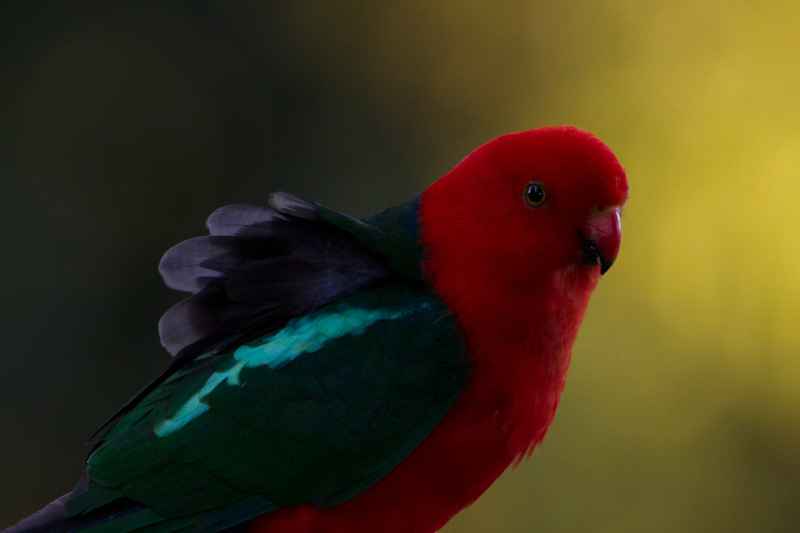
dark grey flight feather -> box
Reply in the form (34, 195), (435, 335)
(157, 199), (396, 359)
(2, 477), (145, 533)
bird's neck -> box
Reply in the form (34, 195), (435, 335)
(443, 265), (599, 457)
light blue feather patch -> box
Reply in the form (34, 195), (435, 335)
(154, 302), (418, 437)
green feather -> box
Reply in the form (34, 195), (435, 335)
(72, 284), (468, 531)
(311, 197), (424, 279)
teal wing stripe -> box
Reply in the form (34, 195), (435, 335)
(155, 301), (419, 437)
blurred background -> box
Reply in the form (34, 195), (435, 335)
(1, 1), (798, 531)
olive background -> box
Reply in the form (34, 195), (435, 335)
(1, 2), (798, 531)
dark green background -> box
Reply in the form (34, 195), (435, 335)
(2, 2), (799, 531)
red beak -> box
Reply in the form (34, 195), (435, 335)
(580, 208), (622, 274)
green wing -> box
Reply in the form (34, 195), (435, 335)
(66, 284), (468, 532)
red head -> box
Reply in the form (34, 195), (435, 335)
(419, 126), (628, 344)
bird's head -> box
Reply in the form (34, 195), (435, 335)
(419, 126), (628, 304)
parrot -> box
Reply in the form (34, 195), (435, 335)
(4, 125), (628, 533)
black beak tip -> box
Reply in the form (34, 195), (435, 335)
(580, 235), (614, 275)
(599, 255), (614, 275)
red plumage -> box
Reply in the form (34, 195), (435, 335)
(248, 126), (628, 532)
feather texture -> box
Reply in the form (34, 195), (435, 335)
(158, 197), (398, 359)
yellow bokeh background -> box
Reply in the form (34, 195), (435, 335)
(445, 2), (800, 530)
(1, 2), (798, 531)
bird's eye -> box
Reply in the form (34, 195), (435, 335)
(524, 181), (548, 208)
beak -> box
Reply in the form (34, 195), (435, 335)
(580, 208), (622, 275)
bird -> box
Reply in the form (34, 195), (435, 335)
(4, 125), (628, 533)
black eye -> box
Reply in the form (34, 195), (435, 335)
(524, 181), (548, 208)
